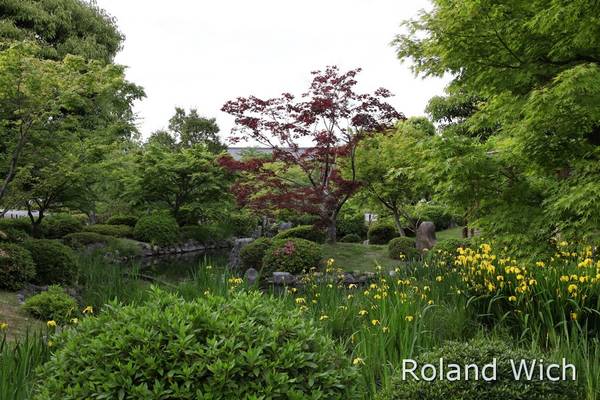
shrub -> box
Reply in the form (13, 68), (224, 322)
(412, 203), (455, 231)
(225, 212), (259, 237)
(388, 237), (419, 260)
(337, 213), (367, 238)
(0, 218), (32, 235)
(433, 238), (471, 256)
(0, 227), (31, 243)
(180, 224), (228, 243)
(262, 238), (322, 275)
(33, 290), (360, 400)
(239, 237), (272, 271)
(0, 243), (35, 290)
(274, 225), (326, 243)
(133, 214), (179, 246)
(368, 223), (399, 245)
(340, 233), (362, 243)
(22, 240), (78, 286)
(41, 214), (82, 239)
(62, 232), (111, 249)
(83, 224), (133, 238)
(379, 337), (580, 400)
(22, 285), (78, 324)
(105, 215), (138, 227)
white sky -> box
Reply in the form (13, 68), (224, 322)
(95, 0), (449, 142)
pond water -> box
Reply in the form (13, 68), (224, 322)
(137, 249), (230, 284)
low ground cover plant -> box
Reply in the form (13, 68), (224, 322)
(22, 286), (78, 324)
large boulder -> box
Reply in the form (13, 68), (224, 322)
(416, 221), (437, 251)
(228, 238), (254, 269)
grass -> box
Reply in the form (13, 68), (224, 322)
(323, 242), (399, 272)
(0, 291), (44, 341)
(436, 226), (463, 240)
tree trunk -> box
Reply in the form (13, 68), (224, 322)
(326, 217), (337, 244)
(391, 210), (406, 236)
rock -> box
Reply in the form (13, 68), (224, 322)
(341, 272), (358, 285)
(244, 268), (259, 286)
(272, 272), (296, 285)
(416, 221), (437, 251)
(228, 238), (254, 269)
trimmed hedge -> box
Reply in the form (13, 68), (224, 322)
(41, 214), (83, 239)
(62, 232), (112, 249)
(274, 225), (326, 244)
(33, 290), (361, 400)
(340, 233), (362, 243)
(0, 243), (35, 290)
(23, 239), (78, 286)
(0, 227), (31, 243)
(134, 214), (179, 246)
(83, 224), (133, 238)
(239, 237), (272, 271)
(22, 285), (78, 324)
(0, 218), (32, 235)
(262, 238), (322, 276)
(379, 337), (580, 400)
(368, 223), (399, 245)
(105, 215), (138, 227)
(388, 237), (419, 260)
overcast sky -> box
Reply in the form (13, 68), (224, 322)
(95, 0), (449, 142)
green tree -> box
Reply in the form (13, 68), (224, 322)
(0, 0), (123, 62)
(395, 0), (600, 247)
(354, 117), (434, 235)
(168, 107), (225, 153)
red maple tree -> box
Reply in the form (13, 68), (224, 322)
(220, 66), (403, 243)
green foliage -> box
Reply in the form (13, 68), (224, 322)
(433, 238), (471, 256)
(274, 225), (326, 243)
(0, 218), (32, 235)
(179, 224), (228, 243)
(368, 223), (399, 245)
(337, 212), (367, 239)
(33, 289), (360, 400)
(262, 238), (323, 275)
(0, 243), (35, 290)
(82, 224), (133, 238)
(380, 337), (580, 400)
(105, 215), (138, 227)
(412, 203), (455, 231)
(133, 214), (179, 246)
(340, 234), (362, 243)
(22, 239), (78, 286)
(0, 227), (31, 243)
(62, 232), (111, 249)
(388, 237), (418, 260)
(239, 237), (272, 271)
(224, 211), (259, 237)
(40, 214), (82, 239)
(22, 286), (78, 324)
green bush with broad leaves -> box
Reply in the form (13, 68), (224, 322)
(274, 225), (326, 243)
(133, 214), (179, 246)
(340, 233), (362, 243)
(41, 214), (83, 239)
(83, 224), (133, 238)
(22, 285), (78, 324)
(378, 337), (580, 400)
(368, 223), (399, 245)
(0, 243), (35, 290)
(388, 237), (419, 260)
(262, 238), (322, 275)
(33, 289), (361, 400)
(239, 237), (272, 271)
(105, 215), (138, 227)
(22, 239), (78, 286)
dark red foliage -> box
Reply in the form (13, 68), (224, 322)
(221, 66), (404, 241)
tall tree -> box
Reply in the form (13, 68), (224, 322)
(0, 0), (123, 62)
(168, 108), (225, 153)
(395, 0), (600, 247)
(221, 66), (402, 243)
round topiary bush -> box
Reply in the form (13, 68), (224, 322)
(22, 239), (78, 285)
(40, 214), (83, 239)
(337, 213), (367, 239)
(388, 237), (419, 260)
(378, 337), (580, 400)
(133, 214), (180, 246)
(262, 238), (322, 275)
(62, 232), (111, 249)
(0, 243), (35, 290)
(340, 233), (362, 243)
(33, 289), (361, 400)
(105, 215), (139, 227)
(367, 223), (399, 245)
(274, 225), (326, 243)
(83, 224), (133, 238)
(239, 237), (272, 271)
(22, 285), (78, 324)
